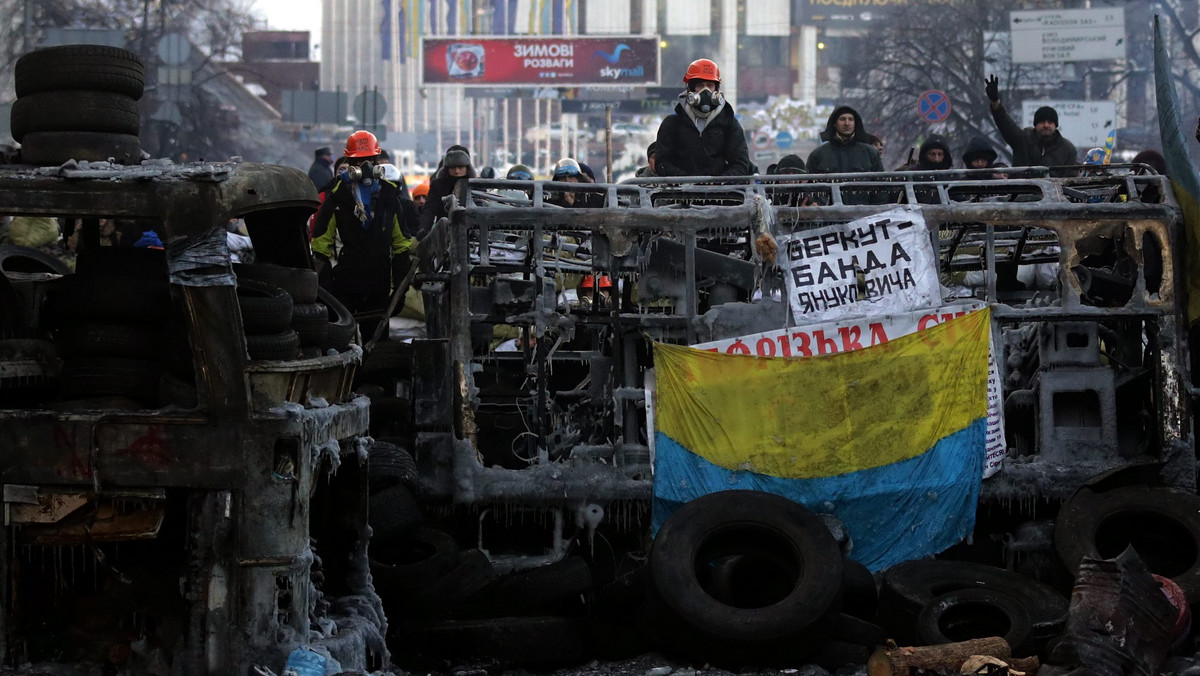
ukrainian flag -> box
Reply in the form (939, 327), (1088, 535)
(653, 309), (991, 572)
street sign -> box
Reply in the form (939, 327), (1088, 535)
(1010, 8), (1125, 63)
(283, 91), (347, 125)
(776, 131), (794, 149)
(1020, 100), (1116, 149)
(917, 90), (951, 124)
(157, 33), (190, 66)
(753, 131), (771, 150)
(353, 91), (388, 126)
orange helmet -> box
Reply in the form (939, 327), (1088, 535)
(597, 275), (613, 288)
(683, 59), (720, 86)
(344, 130), (381, 158)
(412, 181), (430, 198)
(579, 275), (595, 289)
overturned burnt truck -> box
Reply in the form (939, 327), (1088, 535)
(377, 164), (1197, 669)
(0, 161), (383, 673)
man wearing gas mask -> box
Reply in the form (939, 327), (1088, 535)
(653, 59), (753, 177)
(311, 130), (419, 321)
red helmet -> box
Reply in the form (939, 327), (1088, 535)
(344, 130), (381, 158)
(683, 59), (721, 87)
(597, 275), (613, 288)
(579, 275), (595, 289)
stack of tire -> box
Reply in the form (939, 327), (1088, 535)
(234, 263), (355, 360)
(11, 45), (144, 166)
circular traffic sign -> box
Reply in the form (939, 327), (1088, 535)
(353, 91), (388, 126)
(753, 131), (771, 150)
(917, 90), (951, 124)
(776, 130), (794, 149)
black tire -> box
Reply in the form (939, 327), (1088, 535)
(877, 559), (1067, 651)
(234, 263), (319, 304)
(291, 302), (329, 346)
(831, 612), (888, 648)
(59, 357), (160, 403)
(318, 286), (356, 351)
(916, 588), (1033, 655)
(47, 274), (170, 325)
(591, 565), (649, 622)
(19, 131), (142, 166)
(370, 526), (460, 601)
(408, 549), (499, 619)
(0, 338), (59, 404)
(842, 557), (879, 621)
(15, 45), (145, 99)
(650, 490), (844, 643)
(54, 322), (162, 360)
(1056, 484), (1200, 605)
(0, 274), (26, 338)
(245, 329), (300, 361)
(368, 440), (418, 493)
(809, 640), (872, 670)
(237, 279), (294, 335)
(0, 245), (71, 275)
(367, 484), (422, 542)
(462, 556), (594, 617)
(11, 91), (140, 141)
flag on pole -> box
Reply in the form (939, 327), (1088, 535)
(381, 0), (393, 60)
(1154, 15), (1200, 324)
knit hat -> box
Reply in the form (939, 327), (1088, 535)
(1033, 106), (1058, 126)
(774, 154), (806, 174)
(961, 136), (998, 167)
(443, 148), (471, 168)
(646, 141), (657, 158)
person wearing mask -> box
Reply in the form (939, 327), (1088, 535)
(419, 145), (475, 237)
(307, 146), (333, 190)
(311, 130), (419, 318)
(654, 59), (753, 177)
(962, 136), (999, 170)
(806, 106), (884, 174)
(985, 75), (1077, 174)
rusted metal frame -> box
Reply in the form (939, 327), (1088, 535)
(180, 285), (250, 422)
(449, 208), (477, 451)
(532, 211), (549, 463)
(985, 225), (998, 302)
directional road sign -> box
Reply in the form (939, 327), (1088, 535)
(753, 131), (771, 150)
(1010, 8), (1125, 63)
(917, 90), (951, 124)
(776, 131), (794, 149)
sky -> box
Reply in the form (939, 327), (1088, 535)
(251, 0), (322, 44)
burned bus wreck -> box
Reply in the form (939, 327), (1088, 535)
(0, 161), (382, 673)
(372, 165), (1197, 667)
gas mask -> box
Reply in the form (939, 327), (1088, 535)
(686, 88), (724, 116)
(343, 162), (386, 183)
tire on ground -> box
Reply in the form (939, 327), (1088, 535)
(234, 262), (319, 304)
(15, 45), (145, 99)
(367, 483), (422, 542)
(461, 556), (594, 617)
(11, 91), (140, 141)
(245, 330), (300, 361)
(291, 302), (329, 346)
(650, 490), (844, 643)
(407, 549), (499, 619)
(370, 526), (459, 601)
(1056, 484), (1200, 606)
(367, 440), (418, 493)
(318, 286), (356, 351)
(841, 557), (879, 621)
(237, 279), (294, 335)
(916, 588), (1033, 655)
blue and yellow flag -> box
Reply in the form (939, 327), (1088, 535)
(1154, 15), (1200, 325)
(653, 309), (991, 572)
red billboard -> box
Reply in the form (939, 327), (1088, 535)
(422, 37), (660, 87)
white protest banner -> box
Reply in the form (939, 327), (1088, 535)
(693, 301), (1006, 478)
(779, 207), (941, 325)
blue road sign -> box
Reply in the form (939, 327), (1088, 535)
(776, 130), (794, 149)
(917, 90), (951, 123)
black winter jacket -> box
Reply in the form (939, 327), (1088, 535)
(655, 101), (753, 177)
(312, 178), (418, 296)
(990, 103), (1078, 171)
(418, 165), (477, 237)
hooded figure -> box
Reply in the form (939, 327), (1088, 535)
(419, 145), (477, 237)
(962, 136), (999, 169)
(654, 59), (754, 177)
(915, 135), (954, 171)
(806, 105), (884, 174)
(307, 146), (334, 190)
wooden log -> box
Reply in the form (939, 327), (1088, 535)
(867, 637), (1012, 676)
(1008, 656), (1040, 674)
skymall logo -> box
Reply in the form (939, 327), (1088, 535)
(594, 43), (631, 64)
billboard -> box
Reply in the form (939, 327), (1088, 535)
(422, 37), (659, 87)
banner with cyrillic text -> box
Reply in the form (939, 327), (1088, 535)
(693, 301), (1005, 478)
(779, 207), (940, 324)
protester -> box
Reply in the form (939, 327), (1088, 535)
(912, 135), (954, 171)
(1131, 149), (1167, 176)
(636, 142), (658, 178)
(311, 130), (419, 317)
(419, 145), (475, 236)
(985, 75), (1077, 174)
(806, 106), (884, 174)
(962, 136), (999, 169)
(411, 182), (430, 209)
(654, 59), (753, 177)
(547, 158), (601, 208)
(307, 146), (333, 190)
